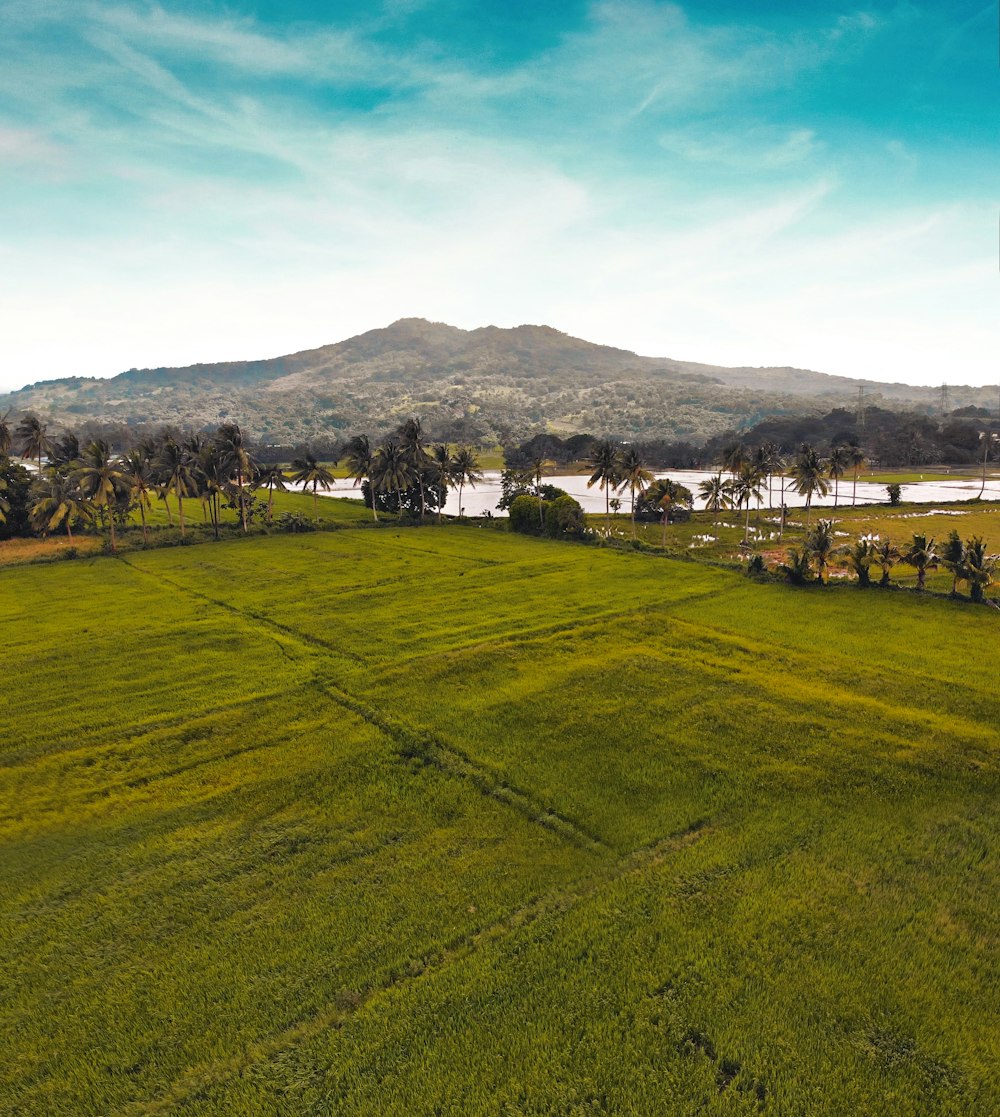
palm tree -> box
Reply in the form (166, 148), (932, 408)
(50, 432), (80, 470)
(450, 446), (483, 518)
(960, 538), (996, 604)
(842, 538), (874, 587)
(847, 444), (866, 506)
(756, 441), (782, 509)
(343, 434), (378, 522)
(939, 530), (966, 596)
(903, 533), (938, 590)
(253, 463), (288, 524)
(788, 443), (830, 526)
(586, 439), (623, 532)
(827, 445), (849, 508)
(214, 422), (258, 533)
(289, 452), (336, 518)
(155, 438), (198, 536)
(722, 439), (747, 476)
(30, 470), (91, 541)
(777, 548), (813, 585)
(0, 410), (11, 457)
(371, 439), (416, 518)
(732, 463), (765, 544)
(397, 418), (431, 521)
(74, 439), (124, 550)
(428, 443), (456, 523)
(620, 447), (653, 538)
(698, 472), (733, 515)
(644, 478), (689, 548)
(526, 452), (549, 530)
(874, 539), (900, 587)
(16, 414), (53, 478)
(805, 519), (837, 584)
(120, 449), (155, 545)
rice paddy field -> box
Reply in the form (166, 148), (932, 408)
(2, 506), (999, 1115)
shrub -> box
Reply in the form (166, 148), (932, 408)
(886, 483), (902, 505)
(508, 494), (544, 535)
(544, 494), (586, 538)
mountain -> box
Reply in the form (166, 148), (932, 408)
(2, 318), (994, 445)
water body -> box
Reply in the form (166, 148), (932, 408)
(298, 471), (1000, 518)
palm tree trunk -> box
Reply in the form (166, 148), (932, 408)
(806, 493), (812, 527)
(631, 486), (636, 539)
(834, 476), (839, 508)
(177, 494), (185, 537)
(313, 484), (319, 518)
(744, 499), (751, 544)
(458, 482), (464, 518)
(852, 468), (859, 506)
(139, 503), (148, 545)
(418, 477), (426, 522)
(108, 509), (117, 552)
(779, 475), (786, 540)
(979, 438), (989, 498)
(605, 486), (610, 532)
(66, 518), (73, 542)
(267, 484), (274, 524)
(238, 468), (248, 533)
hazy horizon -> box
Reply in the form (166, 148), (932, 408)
(1, 1), (996, 393)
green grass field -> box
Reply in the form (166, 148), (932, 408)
(2, 522), (999, 1114)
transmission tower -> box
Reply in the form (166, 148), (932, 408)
(857, 385), (866, 432)
(940, 383), (950, 415)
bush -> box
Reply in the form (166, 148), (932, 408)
(887, 483), (902, 505)
(508, 494), (544, 535)
(278, 512), (316, 533)
(544, 494), (586, 538)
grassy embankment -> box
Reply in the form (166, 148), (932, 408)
(2, 523), (999, 1115)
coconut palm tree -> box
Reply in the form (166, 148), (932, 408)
(827, 445), (849, 508)
(644, 478), (690, 548)
(343, 434), (378, 522)
(74, 439), (125, 550)
(450, 446), (483, 518)
(698, 472), (733, 515)
(777, 548), (813, 585)
(214, 422), (258, 533)
(16, 414), (53, 478)
(842, 538), (874, 587)
(619, 446), (653, 537)
(722, 439), (748, 476)
(50, 432), (80, 470)
(253, 463), (288, 524)
(397, 418), (432, 521)
(119, 449), (155, 545)
(155, 438), (198, 537)
(526, 451), (550, 529)
(428, 443), (456, 523)
(756, 441), (783, 509)
(29, 470), (90, 541)
(586, 439), (623, 532)
(370, 439), (417, 518)
(289, 452), (336, 518)
(805, 519), (837, 584)
(874, 538), (900, 587)
(960, 538), (996, 603)
(939, 530), (966, 596)
(903, 533), (938, 590)
(732, 463), (766, 543)
(847, 444), (866, 505)
(788, 443), (830, 526)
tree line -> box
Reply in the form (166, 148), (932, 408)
(0, 412), (489, 549)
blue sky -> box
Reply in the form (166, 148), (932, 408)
(0, 0), (996, 391)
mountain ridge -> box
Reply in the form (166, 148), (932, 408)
(3, 318), (995, 444)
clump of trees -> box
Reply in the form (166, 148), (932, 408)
(772, 518), (997, 604)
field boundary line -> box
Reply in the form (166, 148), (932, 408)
(117, 820), (710, 1117)
(117, 556), (616, 855)
(314, 679), (613, 856)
